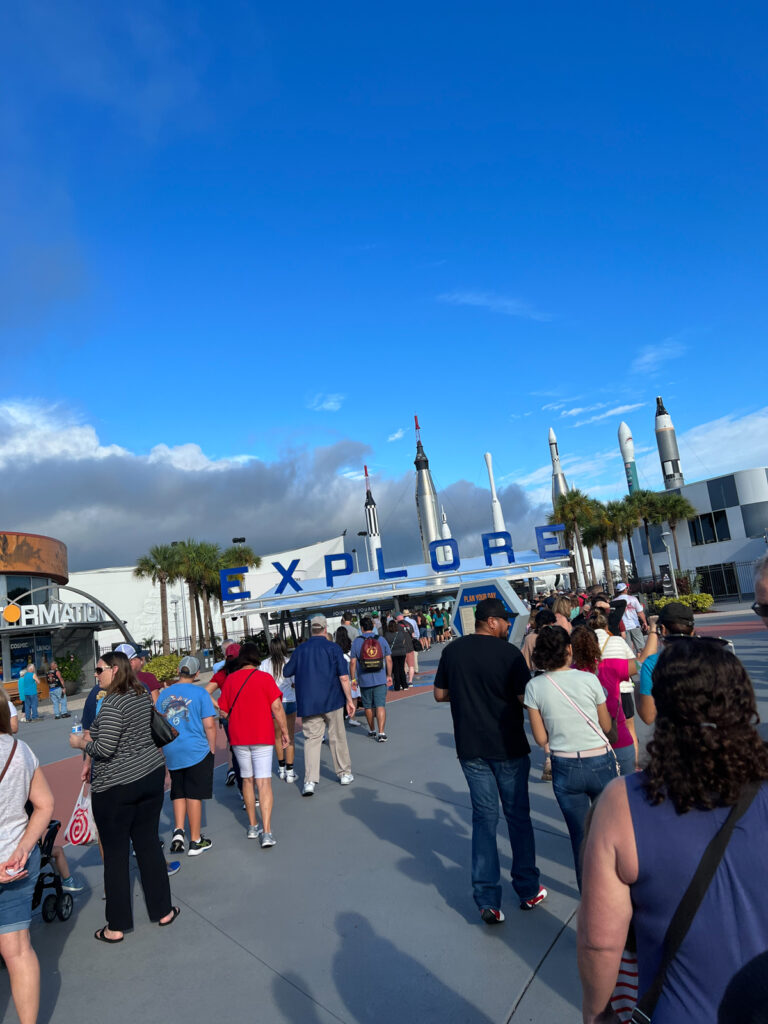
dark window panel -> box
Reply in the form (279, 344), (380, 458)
(700, 512), (716, 544)
(741, 501), (768, 539)
(713, 509), (731, 542)
(707, 475), (739, 509)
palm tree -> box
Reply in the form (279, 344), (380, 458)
(605, 500), (631, 584)
(218, 544), (261, 641)
(134, 544), (179, 655)
(656, 492), (697, 573)
(625, 490), (662, 583)
(582, 501), (615, 595)
(550, 489), (596, 588)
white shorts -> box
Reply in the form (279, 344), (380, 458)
(232, 744), (273, 779)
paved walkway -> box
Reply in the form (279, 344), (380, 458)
(4, 628), (767, 1024)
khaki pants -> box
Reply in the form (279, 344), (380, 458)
(302, 708), (351, 784)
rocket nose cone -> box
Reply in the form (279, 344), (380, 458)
(548, 427), (556, 443)
(618, 422), (631, 444)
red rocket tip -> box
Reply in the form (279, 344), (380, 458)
(414, 414), (420, 431)
(364, 464), (369, 478)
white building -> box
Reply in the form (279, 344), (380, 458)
(633, 467), (768, 597)
(65, 535), (345, 652)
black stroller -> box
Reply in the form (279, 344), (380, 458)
(31, 820), (74, 923)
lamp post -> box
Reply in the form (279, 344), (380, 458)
(351, 548), (359, 574)
(357, 531), (370, 571)
(660, 532), (679, 597)
(170, 598), (180, 649)
(232, 537), (250, 633)
(171, 541), (189, 646)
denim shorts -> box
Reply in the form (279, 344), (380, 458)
(0, 845), (40, 934)
(360, 684), (387, 709)
(283, 701), (297, 715)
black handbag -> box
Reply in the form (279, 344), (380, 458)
(148, 698), (179, 748)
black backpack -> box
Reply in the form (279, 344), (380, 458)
(358, 636), (384, 673)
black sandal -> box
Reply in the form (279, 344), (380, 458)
(94, 927), (123, 943)
(159, 906), (181, 927)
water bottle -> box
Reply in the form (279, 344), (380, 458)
(71, 716), (83, 734)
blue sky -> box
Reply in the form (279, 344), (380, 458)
(2, 1), (767, 567)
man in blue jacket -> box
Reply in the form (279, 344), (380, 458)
(284, 615), (356, 796)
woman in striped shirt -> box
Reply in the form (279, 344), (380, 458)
(70, 651), (179, 942)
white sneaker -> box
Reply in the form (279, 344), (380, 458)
(285, 768), (297, 782)
(277, 766), (287, 780)
(302, 781), (316, 796)
(247, 824), (263, 839)
(339, 773), (354, 786)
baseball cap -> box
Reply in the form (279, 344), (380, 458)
(475, 598), (510, 622)
(178, 655), (200, 676)
(658, 602), (694, 626)
(225, 643), (241, 659)
(310, 614), (327, 630)
(115, 643), (138, 659)
(616, 582), (628, 592)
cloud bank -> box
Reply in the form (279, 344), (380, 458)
(0, 401), (548, 571)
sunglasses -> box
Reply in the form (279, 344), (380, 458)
(95, 666), (114, 675)
(752, 601), (768, 619)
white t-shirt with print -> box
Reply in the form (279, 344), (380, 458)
(524, 669), (607, 753)
(0, 734), (38, 862)
(619, 594), (644, 630)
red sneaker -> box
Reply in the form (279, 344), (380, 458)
(519, 886), (548, 911)
(480, 907), (505, 924)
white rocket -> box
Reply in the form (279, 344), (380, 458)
(484, 452), (506, 533)
(414, 414), (442, 562)
(549, 428), (570, 507)
(363, 464), (382, 571)
(618, 421), (640, 494)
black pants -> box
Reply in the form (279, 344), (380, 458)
(92, 765), (172, 931)
(392, 655), (408, 690)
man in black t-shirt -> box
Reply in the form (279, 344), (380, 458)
(433, 598), (547, 923)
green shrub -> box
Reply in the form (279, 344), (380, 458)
(57, 652), (84, 695)
(655, 593), (715, 613)
(144, 654), (184, 682)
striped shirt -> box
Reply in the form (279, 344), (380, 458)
(85, 690), (165, 793)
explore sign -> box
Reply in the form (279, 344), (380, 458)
(0, 602), (108, 629)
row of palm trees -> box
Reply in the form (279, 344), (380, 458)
(134, 540), (261, 655)
(550, 488), (697, 595)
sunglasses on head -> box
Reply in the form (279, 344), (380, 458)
(752, 601), (768, 619)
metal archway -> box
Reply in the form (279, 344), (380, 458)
(2, 583), (137, 646)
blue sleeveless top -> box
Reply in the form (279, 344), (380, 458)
(627, 773), (768, 1024)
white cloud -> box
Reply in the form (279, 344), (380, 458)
(438, 290), (552, 322)
(573, 403), (646, 427)
(631, 338), (687, 374)
(561, 403), (607, 418)
(387, 428), (405, 442)
(0, 402), (127, 467)
(307, 393), (345, 413)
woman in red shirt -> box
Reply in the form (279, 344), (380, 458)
(218, 643), (289, 849)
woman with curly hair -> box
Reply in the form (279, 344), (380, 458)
(572, 625), (636, 777)
(578, 638), (768, 1024)
(525, 626), (616, 890)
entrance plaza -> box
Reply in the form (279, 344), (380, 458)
(4, 612), (767, 1024)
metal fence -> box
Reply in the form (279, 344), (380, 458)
(627, 559), (759, 600)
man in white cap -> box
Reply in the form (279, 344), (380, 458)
(283, 614), (356, 795)
(115, 643), (162, 703)
(610, 583), (648, 653)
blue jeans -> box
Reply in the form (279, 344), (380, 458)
(551, 751), (617, 890)
(24, 694), (39, 720)
(615, 744), (635, 777)
(50, 687), (68, 716)
(459, 755), (540, 910)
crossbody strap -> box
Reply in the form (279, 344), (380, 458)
(631, 781), (760, 1023)
(227, 669), (259, 717)
(0, 739), (18, 785)
(544, 673), (612, 749)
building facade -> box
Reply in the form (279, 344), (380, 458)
(634, 467), (768, 597)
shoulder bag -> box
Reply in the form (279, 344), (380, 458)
(148, 694), (179, 748)
(544, 673), (620, 775)
(224, 669), (259, 720)
(0, 739), (18, 784)
(630, 781), (760, 1022)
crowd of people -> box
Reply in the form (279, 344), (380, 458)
(2, 557), (768, 1024)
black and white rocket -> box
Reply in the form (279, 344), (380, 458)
(655, 396), (684, 489)
(363, 464), (382, 571)
(414, 415), (442, 562)
(549, 427), (570, 507)
(484, 452), (507, 533)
